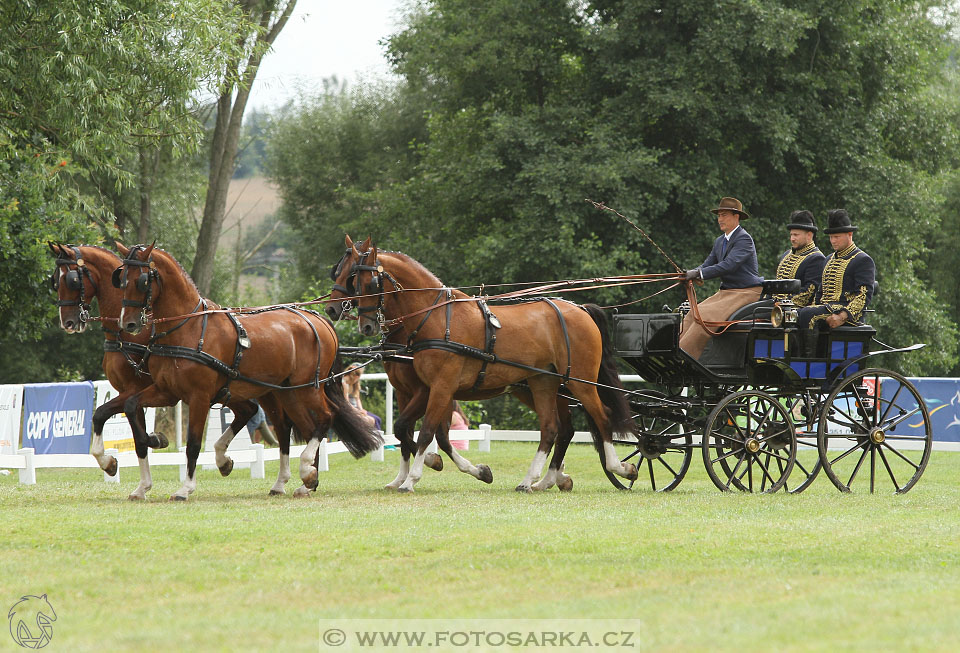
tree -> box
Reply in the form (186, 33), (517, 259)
(192, 0), (297, 296)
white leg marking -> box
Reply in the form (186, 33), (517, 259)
(128, 456), (153, 500)
(173, 472), (197, 500)
(89, 432), (114, 471)
(385, 457), (410, 490)
(269, 453), (291, 494)
(299, 438), (321, 483)
(532, 465), (558, 491)
(517, 450), (548, 491)
(603, 441), (633, 477)
(398, 451), (427, 492)
(213, 426), (236, 469)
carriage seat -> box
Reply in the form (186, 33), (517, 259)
(761, 278), (801, 297)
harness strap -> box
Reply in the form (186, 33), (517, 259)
(469, 299), (501, 392)
(543, 299), (572, 384)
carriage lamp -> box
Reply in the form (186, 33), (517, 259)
(678, 300), (691, 316)
(771, 302), (799, 328)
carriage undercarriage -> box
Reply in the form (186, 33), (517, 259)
(602, 283), (933, 494)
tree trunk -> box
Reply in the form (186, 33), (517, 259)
(136, 145), (160, 244)
(191, 0), (297, 296)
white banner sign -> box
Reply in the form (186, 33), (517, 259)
(93, 380), (156, 453)
(0, 384), (24, 455)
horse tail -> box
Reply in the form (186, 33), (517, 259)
(323, 356), (384, 458)
(581, 303), (637, 451)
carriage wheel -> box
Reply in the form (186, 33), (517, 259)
(780, 393), (823, 494)
(702, 390), (797, 493)
(817, 369), (932, 493)
(603, 406), (693, 492)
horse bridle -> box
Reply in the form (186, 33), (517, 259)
(331, 247), (401, 328)
(51, 245), (98, 325)
(113, 245), (160, 324)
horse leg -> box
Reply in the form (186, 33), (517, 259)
(534, 397), (575, 492)
(90, 391), (136, 475)
(386, 389), (439, 490)
(571, 381), (638, 482)
(126, 403), (155, 500)
(433, 412), (492, 484)
(294, 432), (324, 497)
(259, 394), (291, 496)
(213, 400), (258, 477)
(515, 378), (562, 493)
(170, 397), (212, 501)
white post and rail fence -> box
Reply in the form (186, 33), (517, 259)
(2, 374), (958, 485)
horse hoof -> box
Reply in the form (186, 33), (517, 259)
(268, 489), (285, 496)
(624, 462), (638, 482)
(127, 494), (145, 501)
(104, 457), (118, 477)
(148, 432), (169, 449)
(477, 464), (494, 484)
(218, 459), (234, 477)
(557, 476), (574, 492)
(515, 484), (533, 494)
(424, 452), (443, 471)
(293, 486), (312, 498)
(170, 494), (188, 502)
(301, 468), (318, 490)
(398, 486), (414, 494)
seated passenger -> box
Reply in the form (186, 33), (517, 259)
(774, 210), (826, 306)
(798, 209), (876, 352)
(680, 196), (763, 359)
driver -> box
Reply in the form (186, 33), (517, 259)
(679, 197), (764, 359)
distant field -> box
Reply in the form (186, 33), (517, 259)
(220, 175), (281, 250)
(1, 443), (958, 652)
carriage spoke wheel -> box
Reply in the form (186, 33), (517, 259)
(603, 406), (693, 492)
(702, 390), (797, 493)
(780, 393), (823, 494)
(817, 368), (931, 494)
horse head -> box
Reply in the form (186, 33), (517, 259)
(116, 241), (160, 335)
(48, 242), (99, 333)
(326, 235), (373, 322)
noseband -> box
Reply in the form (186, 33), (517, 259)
(51, 245), (98, 324)
(333, 248), (401, 329)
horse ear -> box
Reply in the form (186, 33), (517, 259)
(143, 242), (156, 258)
(48, 242), (59, 256)
(115, 242), (130, 256)
(360, 237), (372, 252)
(345, 234), (354, 249)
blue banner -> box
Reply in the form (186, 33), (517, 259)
(21, 382), (93, 454)
(878, 378), (960, 442)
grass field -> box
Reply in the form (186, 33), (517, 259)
(2, 442), (958, 652)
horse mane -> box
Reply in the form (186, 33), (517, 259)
(152, 247), (202, 296)
(380, 250), (445, 287)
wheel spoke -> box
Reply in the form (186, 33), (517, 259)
(724, 408), (746, 441)
(710, 444), (743, 465)
(870, 446), (876, 493)
(830, 439), (868, 466)
(656, 456), (680, 477)
(846, 444), (870, 487)
(881, 433), (930, 441)
(757, 427), (792, 444)
(850, 383), (873, 426)
(723, 452), (747, 490)
(881, 442), (921, 470)
(882, 407), (921, 430)
(755, 448), (794, 465)
(754, 453), (778, 488)
(877, 446), (901, 492)
(746, 456), (754, 492)
(777, 455), (787, 492)
(833, 404), (867, 431)
(647, 458), (656, 491)
(879, 383), (904, 425)
(796, 438), (818, 448)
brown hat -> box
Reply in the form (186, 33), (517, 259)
(710, 197), (750, 220)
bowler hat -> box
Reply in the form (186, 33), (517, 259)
(786, 210), (817, 233)
(822, 209), (858, 234)
(710, 196), (750, 220)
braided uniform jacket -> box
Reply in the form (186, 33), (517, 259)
(811, 243), (876, 325)
(774, 243), (826, 306)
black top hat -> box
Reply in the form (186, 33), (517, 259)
(710, 196), (750, 220)
(822, 209), (858, 234)
(786, 210), (817, 232)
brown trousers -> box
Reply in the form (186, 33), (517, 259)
(679, 286), (762, 359)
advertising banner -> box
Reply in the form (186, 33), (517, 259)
(901, 378), (960, 442)
(0, 384), (24, 455)
(21, 382), (93, 454)
(93, 380), (155, 453)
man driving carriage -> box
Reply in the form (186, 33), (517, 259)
(679, 196), (764, 359)
(797, 209), (876, 352)
(773, 210), (826, 306)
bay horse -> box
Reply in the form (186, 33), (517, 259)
(329, 236), (636, 492)
(327, 237), (576, 492)
(49, 243), (294, 499)
(115, 243), (381, 500)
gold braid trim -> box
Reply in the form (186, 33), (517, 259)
(819, 244), (859, 302)
(793, 283), (817, 307)
(843, 285), (869, 322)
(775, 243), (819, 303)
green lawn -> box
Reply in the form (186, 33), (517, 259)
(1, 443), (958, 652)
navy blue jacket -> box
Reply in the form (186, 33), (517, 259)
(698, 226), (764, 289)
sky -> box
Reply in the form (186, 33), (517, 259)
(247, 0), (407, 111)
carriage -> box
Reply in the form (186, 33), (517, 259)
(606, 278), (933, 494)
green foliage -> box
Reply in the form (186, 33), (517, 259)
(270, 0), (960, 385)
